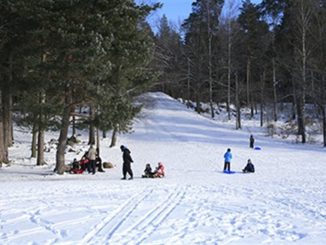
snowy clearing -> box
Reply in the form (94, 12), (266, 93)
(1, 92), (326, 244)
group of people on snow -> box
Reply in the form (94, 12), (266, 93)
(69, 144), (165, 180)
(142, 162), (165, 178)
(223, 134), (256, 173)
(223, 148), (255, 173)
(70, 145), (105, 174)
(69, 134), (256, 177)
(120, 145), (165, 180)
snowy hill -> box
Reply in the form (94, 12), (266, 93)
(1, 92), (326, 244)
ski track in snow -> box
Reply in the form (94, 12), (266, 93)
(1, 92), (326, 244)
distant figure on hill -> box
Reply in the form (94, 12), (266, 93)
(223, 148), (232, 172)
(243, 159), (255, 173)
(250, 135), (255, 148)
(120, 145), (133, 180)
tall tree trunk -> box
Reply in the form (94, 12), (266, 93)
(195, 89), (201, 114)
(72, 115), (76, 137)
(5, 51), (13, 147)
(55, 89), (73, 174)
(2, 91), (12, 148)
(110, 127), (117, 148)
(187, 57), (191, 107)
(295, 0), (311, 144)
(31, 120), (38, 158)
(272, 57), (278, 122)
(208, 34), (214, 118)
(322, 75), (326, 147)
(227, 24), (232, 121)
(0, 120), (6, 166)
(88, 105), (95, 145)
(37, 127), (45, 165)
(260, 71), (266, 127)
(320, 105), (326, 147)
(206, 1), (214, 119)
(246, 58), (253, 118)
(37, 92), (46, 165)
(297, 97), (306, 143)
(96, 127), (100, 153)
(0, 91), (7, 165)
(235, 72), (241, 129)
(291, 77), (297, 120)
(299, 1), (307, 144)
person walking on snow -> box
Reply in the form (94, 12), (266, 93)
(120, 145), (134, 180)
(223, 148), (232, 172)
(250, 135), (255, 148)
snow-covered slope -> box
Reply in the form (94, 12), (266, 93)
(1, 92), (326, 244)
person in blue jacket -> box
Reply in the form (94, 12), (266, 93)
(223, 148), (232, 172)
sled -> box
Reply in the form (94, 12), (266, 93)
(223, 170), (236, 174)
(254, 146), (261, 150)
(70, 168), (84, 174)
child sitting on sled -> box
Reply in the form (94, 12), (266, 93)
(153, 162), (165, 178)
(70, 158), (84, 174)
(142, 163), (154, 178)
(243, 159), (255, 173)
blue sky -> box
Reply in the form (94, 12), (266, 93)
(136, 0), (262, 31)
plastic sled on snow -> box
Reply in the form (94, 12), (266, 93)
(223, 170), (236, 174)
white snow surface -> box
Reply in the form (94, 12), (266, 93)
(1, 92), (326, 245)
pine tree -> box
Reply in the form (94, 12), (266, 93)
(183, 0), (224, 115)
(238, 0), (269, 119)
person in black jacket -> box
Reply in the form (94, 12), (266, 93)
(142, 163), (153, 178)
(95, 148), (105, 172)
(249, 135), (255, 148)
(243, 159), (255, 173)
(120, 145), (134, 180)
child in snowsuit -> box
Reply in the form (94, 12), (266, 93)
(120, 145), (133, 180)
(243, 159), (255, 173)
(79, 153), (89, 171)
(70, 158), (84, 174)
(142, 163), (154, 178)
(72, 158), (79, 170)
(223, 148), (232, 172)
(153, 162), (165, 178)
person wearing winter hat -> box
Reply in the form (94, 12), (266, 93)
(120, 145), (134, 180)
(223, 148), (232, 172)
(87, 144), (97, 174)
(243, 159), (255, 173)
(249, 135), (255, 148)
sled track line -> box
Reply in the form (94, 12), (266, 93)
(114, 186), (187, 245)
(81, 188), (153, 244)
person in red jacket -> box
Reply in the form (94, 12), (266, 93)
(153, 162), (165, 178)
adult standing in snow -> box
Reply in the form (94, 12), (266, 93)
(87, 144), (97, 174)
(250, 135), (255, 148)
(120, 145), (133, 180)
(223, 148), (232, 172)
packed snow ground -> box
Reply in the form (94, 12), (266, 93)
(1, 92), (326, 245)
